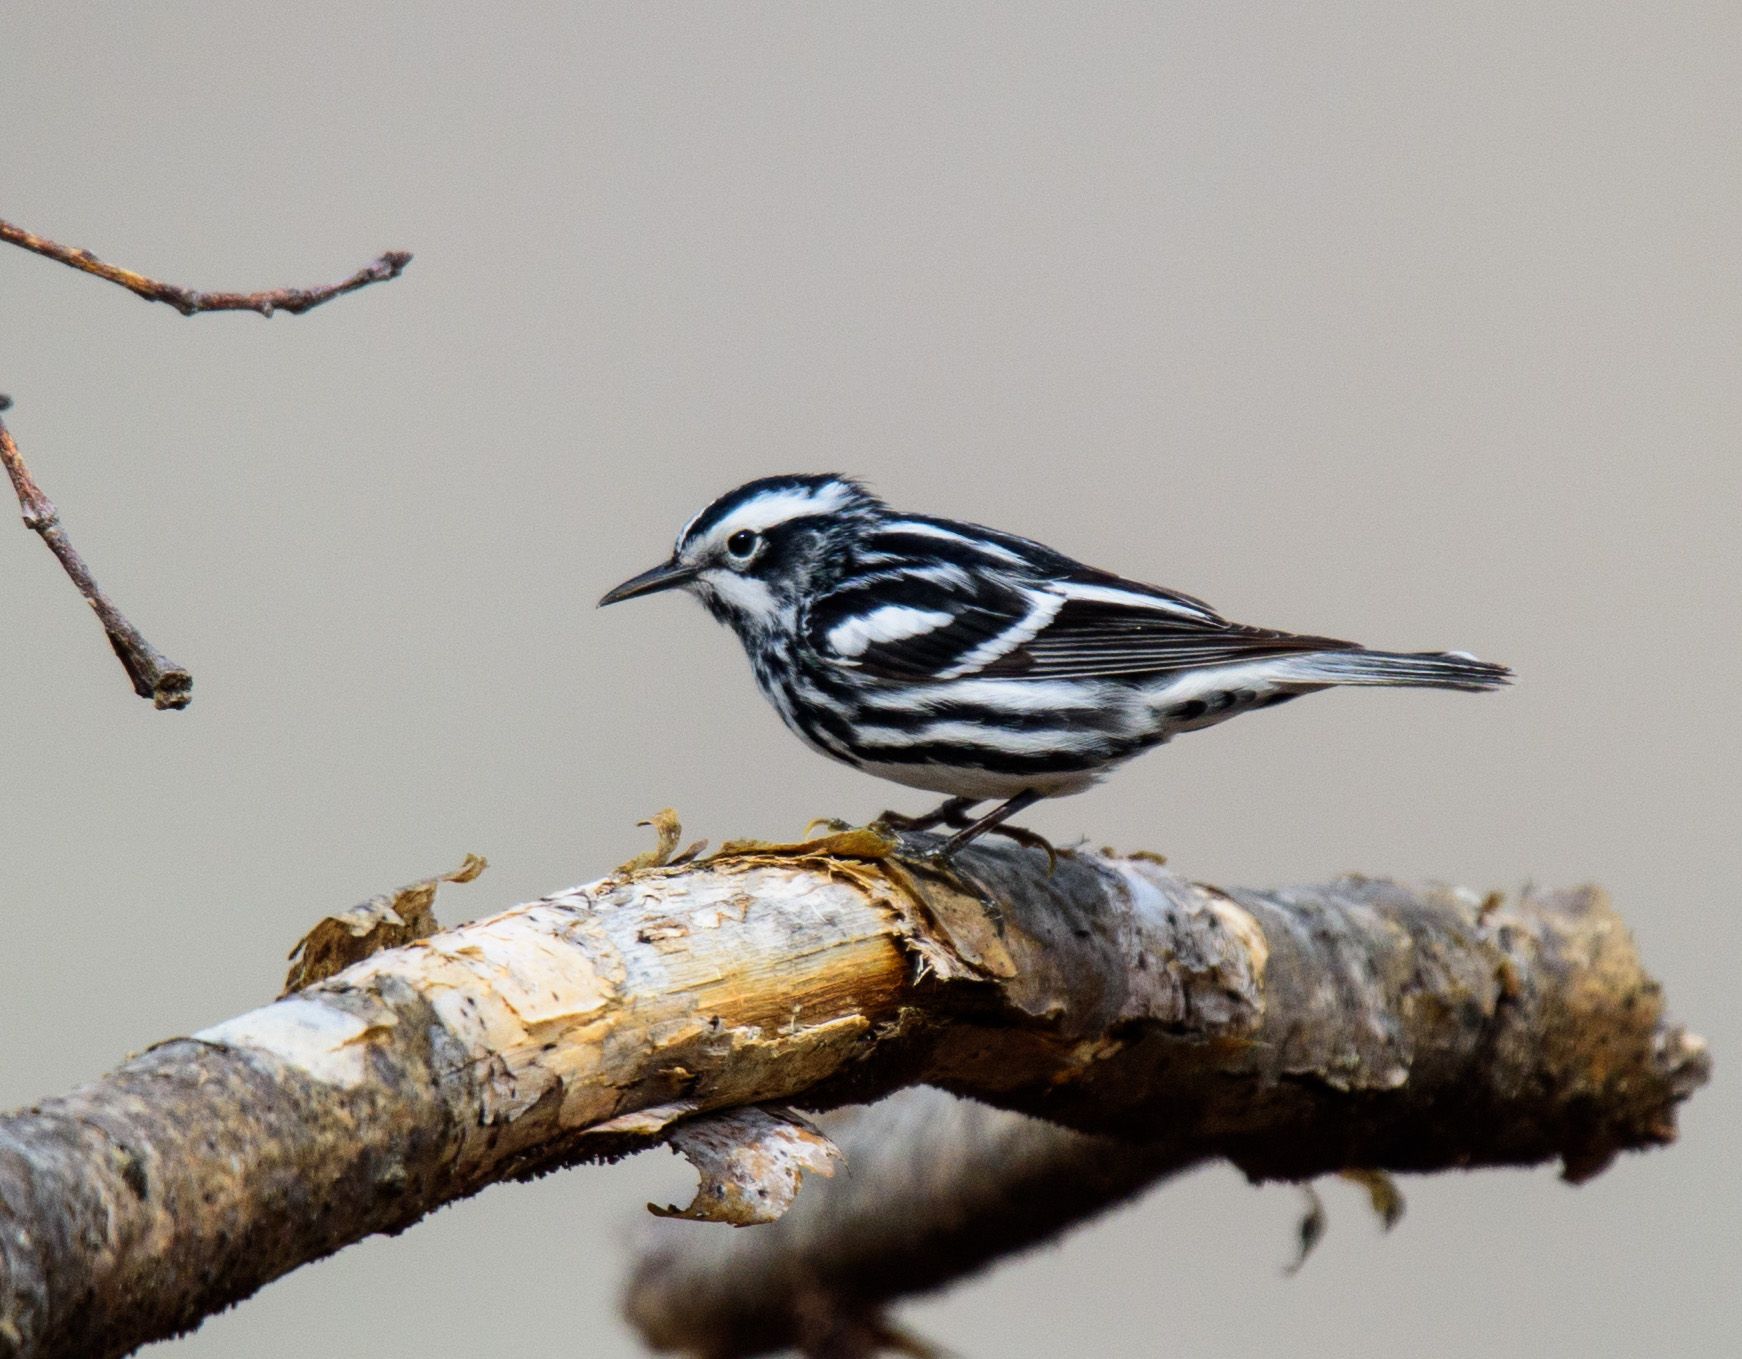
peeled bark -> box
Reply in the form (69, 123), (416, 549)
(0, 830), (1708, 1359)
(627, 1088), (1177, 1358)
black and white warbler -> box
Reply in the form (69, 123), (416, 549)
(600, 475), (1509, 859)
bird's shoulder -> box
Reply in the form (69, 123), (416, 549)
(851, 512), (1220, 616)
(803, 515), (1255, 682)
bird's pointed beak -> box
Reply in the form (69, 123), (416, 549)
(598, 558), (698, 607)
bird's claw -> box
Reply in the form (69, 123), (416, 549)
(892, 823), (1058, 875)
(988, 824), (1059, 874)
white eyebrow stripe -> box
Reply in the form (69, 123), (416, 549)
(881, 519), (1027, 564)
(826, 605), (957, 658)
(1053, 579), (1215, 620)
(934, 590), (1065, 679)
(682, 483), (859, 548)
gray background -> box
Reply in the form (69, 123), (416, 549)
(2, 4), (1736, 1356)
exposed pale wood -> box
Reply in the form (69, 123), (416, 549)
(0, 831), (1708, 1359)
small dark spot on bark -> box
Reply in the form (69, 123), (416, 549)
(118, 1147), (149, 1200)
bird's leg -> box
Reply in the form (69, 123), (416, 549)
(936, 800), (980, 828)
(932, 789), (1052, 865)
(985, 821), (1061, 873)
(873, 796), (980, 834)
(935, 796), (1059, 865)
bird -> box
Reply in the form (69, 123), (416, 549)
(599, 474), (1509, 861)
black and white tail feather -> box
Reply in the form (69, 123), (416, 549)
(601, 474), (1509, 859)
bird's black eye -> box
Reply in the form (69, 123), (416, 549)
(726, 529), (760, 560)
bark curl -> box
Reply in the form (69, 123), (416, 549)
(0, 831), (1708, 1359)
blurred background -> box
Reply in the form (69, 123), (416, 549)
(2, 5), (1736, 1355)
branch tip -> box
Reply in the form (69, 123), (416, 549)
(0, 411), (192, 709)
(1, 216), (411, 317)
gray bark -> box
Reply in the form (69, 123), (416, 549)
(0, 832), (1708, 1359)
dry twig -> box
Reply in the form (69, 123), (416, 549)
(2, 216), (412, 706)
(0, 217), (410, 317)
(0, 830), (1709, 1359)
(0, 401), (191, 709)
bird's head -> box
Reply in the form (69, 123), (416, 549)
(599, 474), (881, 634)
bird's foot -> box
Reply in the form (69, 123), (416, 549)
(873, 797), (980, 837)
(898, 822), (1056, 872)
(803, 816), (858, 838)
(985, 823), (1059, 874)
(904, 838), (956, 867)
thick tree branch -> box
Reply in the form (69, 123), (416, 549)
(0, 831), (1708, 1359)
(0, 401), (191, 709)
(624, 859), (1712, 1356)
(0, 217), (409, 316)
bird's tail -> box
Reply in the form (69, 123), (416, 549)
(1278, 648), (1512, 693)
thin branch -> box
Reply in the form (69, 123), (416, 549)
(0, 217), (410, 316)
(2, 216), (410, 705)
(0, 830), (1709, 1359)
(0, 401), (190, 709)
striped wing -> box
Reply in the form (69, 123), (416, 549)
(978, 581), (1358, 680)
(804, 571), (1058, 680)
(807, 566), (1356, 683)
